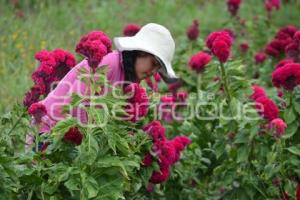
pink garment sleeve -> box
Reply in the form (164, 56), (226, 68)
(38, 51), (124, 133)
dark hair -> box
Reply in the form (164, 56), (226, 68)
(121, 50), (150, 83)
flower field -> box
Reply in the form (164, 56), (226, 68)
(1, 0), (300, 199)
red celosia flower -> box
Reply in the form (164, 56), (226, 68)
(186, 19), (199, 41)
(31, 49), (76, 96)
(285, 42), (299, 59)
(269, 118), (287, 138)
(150, 165), (170, 184)
(153, 140), (177, 166)
(142, 153), (153, 166)
(275, 59), (294, 69)
(227, 0), (242, 17)
(265, 39), (284, 57)
(159, 95), (176, 122)
(171, 136), (192, 162)
(123, 23), (141, 36)
(250, 85), (267, 101)
(223, 28), (236, 39)
(64, 127), (83, 145)
(52, 49), (77, 79)
(277, 89), (284, 97)
(206, 31), (233, 49)
(255, 52), (267, 64)
(146, 183), (155, 193)
(143, 121), (191, 185)
(206, 31), (233, 63)
(28, 102), (47, 124)
(284, 28), (300, 59)
(188, 52), (212, 73)
(272, 63), (300, 90)
(276, 26), (297, 40)
(154, 73), (161, 82)
(293, 30), (300, 46)
(143, 120), (166, 143)
(176, 92), (188, 102)
(124, 83), (149, 122)
(265, 26), (297, 58)
(264, 0), (281, 13)
(255, 96), (279, 121)
(296, 185), (300, 200)
(23, 85), (44, 108)
(212, 40), (231, 63)
(240, 42), (249, 53)
(75, 31), (112, 71)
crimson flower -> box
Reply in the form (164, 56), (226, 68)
(124, 83), (149, 122)
(28, 102), (47, 124)
(64, 127), (83, 145)
(186, 19), (199, 41)
(75, 31), (112, 71)
(123, 23), (141, 36)
(227, 0), (242, 17)
(250, 84), (267, 101)
(255, 96), (279, 121)
(254, 52), (267, 64)
(269, 118), (287, 138)
(206, 31), (233, 63)
(272, 63), (300, 90)
(188, 52), (212, 73)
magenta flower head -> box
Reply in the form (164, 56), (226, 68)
(269, 118), (287, 138)
(188, 52), (212, 73)
(227, 0), (242, 17)
(64, 127), (83, 145)
(124, 83), (149, 122)
(23, 85), (44, 108)
(75, 31), (112, 72)
(143, 120), (166, 143)
(272, 63), (300, 91)
(240, 42), (249, 53)
(250, 84), (267, 101)
(255, 96), (279, 121)
(186, 19), (199, 41)
(264, 0), (281, 13)
(206, 31), (233, 63)
(123, 23), (141, 36)
(254, 52), (267, 64)
(31, 49), (76, 96)
(28, 102), (47, 124)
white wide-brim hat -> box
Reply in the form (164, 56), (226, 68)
(113, 23), (179, 83)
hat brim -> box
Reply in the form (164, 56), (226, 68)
(114, 37), (178, 83)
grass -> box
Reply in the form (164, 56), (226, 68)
(0, 0), (299, 113)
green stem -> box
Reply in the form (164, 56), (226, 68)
(197, 74), (202, 101)
(219, 62), (231, 104)
(27, 189), (33, 200)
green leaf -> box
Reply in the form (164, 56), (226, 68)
(51, 118), (78, 136)
(293, 100), (300, 115)
(237, 145), (249, 163)
(64, 177), (80, 191)
(286, 146), (300, 156)
(284, 108), (296, 124)
(96, 157), (129, 179)
(282, 122), (299, 139)
(84, 176), (99, 198)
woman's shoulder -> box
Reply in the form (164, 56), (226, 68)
(101, 50), (121, 65)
